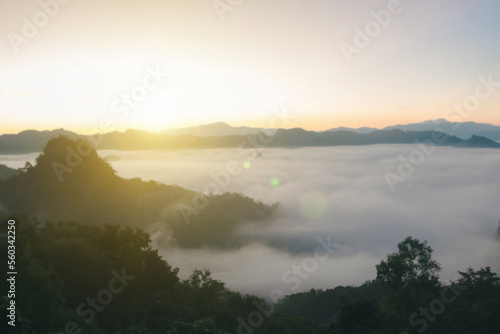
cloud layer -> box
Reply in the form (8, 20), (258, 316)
(5, 145), (499, 296)
(95, 145), (500, 296)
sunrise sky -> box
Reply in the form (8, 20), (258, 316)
(1, 0), (500, 134)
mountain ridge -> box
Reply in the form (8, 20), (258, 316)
(0, 136), (277, 250)
(381, 119), (500, 140)
(163, 122), (268, 137)
(325, 119), (500, 141)
(1, 126), (500, 154)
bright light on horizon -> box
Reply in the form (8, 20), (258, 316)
(1, 0), (499, 134)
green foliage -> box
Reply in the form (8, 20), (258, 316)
(0, 215), (178, 332)
(0, 136), (277, 250)
(275, 282), (384, 324)
(331, 299), (386, 334)
(0, 163), (19, 180)
(0, 215), (327, 334)
(278, 238), (500, 334)
(438, 267), (500, 333)
(1, 138), (499, 333)
(376, 236), (441, 290)
(171, 193), (277, 249)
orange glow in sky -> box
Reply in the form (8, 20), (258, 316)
(1, 0), (500, 134)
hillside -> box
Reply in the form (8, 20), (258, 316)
(0, 136), (277, 249)
(1, 217), (498, 333)
(0, 164), (18, 180)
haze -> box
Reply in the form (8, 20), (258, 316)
(2, 0), (500, 133)
(5, 146), (497, 297)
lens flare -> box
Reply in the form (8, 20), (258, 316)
(299, 191), (327, 220)
(270, 177), (280, 187)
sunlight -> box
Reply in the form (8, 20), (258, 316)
(126, 91), (183, 132)
(111, 61), (287, 131)
(2, 1), (500, 331)
(9, 58), (287, 132)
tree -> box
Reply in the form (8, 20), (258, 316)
(459, 266), (498, 283)
(440, 267), (500, 333)
(376, 236), (441, 290)
(17, 161), (33, 174)
(375, 236), (442, 320)
(331, 299), (386, 334)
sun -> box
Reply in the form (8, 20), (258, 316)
(120, 62), (285, 131)
(126, 90), (186, 132)
(1, 57), (286, 133)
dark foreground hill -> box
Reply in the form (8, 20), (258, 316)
(0, 214), (327, 334)
(0, 136), (276, 249)
(0, 217), (498, 334)
(0, 164), (18, 180)
(1, 139), (498, 334)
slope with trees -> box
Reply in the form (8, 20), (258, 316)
(0, 136), (277, 250)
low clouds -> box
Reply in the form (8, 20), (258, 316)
(7, 146), (498, 296)
(99, 145), (500, 295)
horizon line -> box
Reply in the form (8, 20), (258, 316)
(2, 118), (500, 136)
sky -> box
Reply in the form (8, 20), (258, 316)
(1, 0), (500, 134)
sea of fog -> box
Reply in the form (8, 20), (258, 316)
(2, 145), (500, 297)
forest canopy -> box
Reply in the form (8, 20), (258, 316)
(1, 215), (499, 333)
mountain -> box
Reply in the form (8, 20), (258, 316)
(0, 164), (18, 180)
(325, 126), (379, 134)
(163, 122), (267, 137)
(165, 119), (500, 141)
(268, 128), (466, 147)
(0, 122), (498, 154)
(456, 135), (500, 148)
(100, 128), (487, 149)
(0, 136), (276, 249)
(384, 119), (500, 141)
(0, 128), (79, 153)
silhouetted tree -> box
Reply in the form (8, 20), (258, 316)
(376, 236), (441, 290)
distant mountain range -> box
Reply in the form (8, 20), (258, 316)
(160, 119), (500, 141)
(0, 129), (80, 154)
(325, 126), (378, 134)
(163, 122), (267, 137)
(1, 125), (499, 154)
(326, 119), (500, 141)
